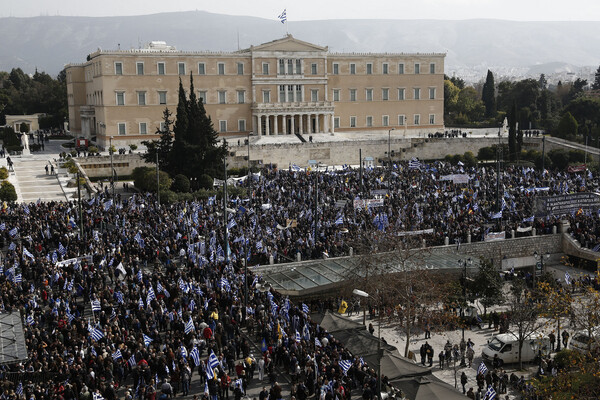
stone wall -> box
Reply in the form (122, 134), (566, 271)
(78, 154), (152, 178)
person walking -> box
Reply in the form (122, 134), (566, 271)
(45, 164), (49, 175)
(466, 346), (475, 367)
(461, 372), (468, 394)
(562, 330), (570, 349)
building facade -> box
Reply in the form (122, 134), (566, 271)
(65, 35), (445, 148)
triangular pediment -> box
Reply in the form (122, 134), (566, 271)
(246, 35), (328, 53)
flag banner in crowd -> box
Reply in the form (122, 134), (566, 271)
(302, 303), (309, 314)
(128, 354), (137, 367)
(396, 228), (434, 237)
(485, 385), (496, 400)
(209, 350), (220, 369)
(484, 231), (505, 242)
(90, 327), (104, 341)
(489, 210), (503, 219)
(339, 360), (352, 375)
(143, 334), (153, 346)
(190, 347), (201, 366)
(184, 317), (195, 334)
(478, 361), (488, 375)
(91, 300), (101, 312)
(353, 199), (384, 209)
(112, 349), (122, 360)
(565, 272), (571, 285)
(533, 192), (600, 217)
(439, 174), (470, 184)
(516, 226), (532, 232)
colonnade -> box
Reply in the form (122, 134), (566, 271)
(254, 113), (334, 135)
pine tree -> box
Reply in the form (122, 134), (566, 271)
(170, 78), (189, 175)
(481, 70), (496, 118)
(593, 65), (600, 90)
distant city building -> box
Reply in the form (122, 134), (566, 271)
(65, 35), (445, 148)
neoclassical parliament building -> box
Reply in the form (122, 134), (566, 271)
(65, 35), (445, 148)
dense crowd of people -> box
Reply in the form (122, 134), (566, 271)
(1, 158), (599, 399)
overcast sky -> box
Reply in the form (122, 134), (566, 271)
(3, 0), (599, 21)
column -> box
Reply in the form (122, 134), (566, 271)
(299, 114), (303, 135)
(291, 114), (295, 135)
(274, 115), (279, 136)
(324, 113), (329, 134)
(330, 114), (335, 134)
(308, 114), (312, 134)
(282, 115), (287, 135)
(316, 114), (320, 133)
(252, 114), (257, 135)
(265, 115), (270, 135)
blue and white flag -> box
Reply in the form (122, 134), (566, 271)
(103, 199), (113, 211)
(219, 277), (231, 292)
(22, 247), (34, 260)
(9, 227), (18, 237)
(128, 354), (137, 367)
(565, 272), (571, 285)
(206, 364), (214, 380)
(115, 291), (124, 304)
(408, 158), (421, 169)
(302, 303), (310, 314)
(23, 205), (30, 215)
(8, 242), (16, 251)
(277, 9), (287, 23)
(16, 382), (23, 396)
(93, 230), (100, 242)
(58, 242), (67, 256)
(478, 361), (488, 375)
(522, 215), (534, 223)
(335, 215), (344, 225)
(112, 349), (122, 360)
(93, 392), (105, 400)
(91, 300), (101, 312)
(295, 331), (301, 343)
(137, 269), (143, 282)
(0, 223), (4, 231)
(143, 334), (153, 346)
(227, 218), (237, 230)
(315, 337), (322, 347)
(190, 347), (201, 366)
(208, 350), (220, 369)
(302, 324), (310, 340)
(339, 360), (352, 375)
(484, 385), (496, 400)
(90, 327), (104, 341)
(184, 317), (195, 334)
(490, 210), (503, 219)
(26, 314), (35, 326)
(52, 251), (58, 263)
(180, 345), (188, 358)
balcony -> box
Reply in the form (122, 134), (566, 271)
(252, 101), (334, 114)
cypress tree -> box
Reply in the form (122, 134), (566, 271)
(171, 78), (189, 175)
(482, 70), (496, 118)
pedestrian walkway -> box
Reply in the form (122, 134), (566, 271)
(8, 158), (67, 203)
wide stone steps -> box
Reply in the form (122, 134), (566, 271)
(10, 158), (67, 203)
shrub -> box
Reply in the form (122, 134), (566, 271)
(554, 349), (583, 371)
(171, 174), (190, 193)
(198, 174), (214, 190)
(0, 167), (8, 180)
(129, 144), (138, 151)
(88, 146), (98, 154)
(132, 167), (171, 193)
(0, 181), (17, 202)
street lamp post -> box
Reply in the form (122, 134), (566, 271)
(388, 128), (395, 193)
(533, 251), (549, 287)
(353, 289), (382, 399)
(458, 258), (472, 367)
(109, 136), (114, 198)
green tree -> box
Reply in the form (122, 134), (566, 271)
(548, 149), (570, 170)
(170, 78), (189, 176)
(19, 122), (29, 133)
(593, 66), (600, 90)
(477, 146), (495, 161)
(468, 258), (504, 315)
(171, 174), (191, 193)
(0, 181), (17, 201)
(142, 107), (174, 173)
(538, 73), (548, 90)
(557, 111), (578, 139)
(482, 70), (496, 118)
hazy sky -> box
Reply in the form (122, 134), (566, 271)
(3, 0), (600, 21)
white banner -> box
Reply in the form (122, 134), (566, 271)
(516, 226), (533, 233)
(396, 228), (434, 237)
(484, 231), (506, 242)
(353, 199), (385, 209)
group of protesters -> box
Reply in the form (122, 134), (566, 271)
(1, 158), (600, 399)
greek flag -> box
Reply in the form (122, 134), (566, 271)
(143, 334), (153, 346)
(58, 242), (67, 256)
(157, 281), (164, 293)
(115, 291), (124, 304)
(484, 385), (496, 400)
(93, 392), (105, 400)
(302, 324), (310, 340)
(315, 337), (322, 347)
(227, 218), (237, 229)
(147, 286), (156, 301)
(26, 314), (35, 325)
(112, 349), (122, 360)
(138, 297), (144, 309)
(14, 274), (22, 283)
(278, 9), (287, 23)
(128, 354), (137, 367)
(206, 364), (215, 380)
(93, 230), (100, 241)
(209, 350), (220, 369)
(478, 361), (488, 375)
(137, 270), (143, 282)
(256, 240), (263, 251)
(0, 223), (4, 230)
(22, 247), (34, 260)
(408, 158), (421, 169)
(103, 199), (113, 211)
(522, 215), (534, 222)
(90, 327), (104, 341)
(335, 215), (344, 225)
(190, 347), (201, 366)
(359, 357), (365, 366)
(339, 360), (352, 375)
(189, 299), (196, 311)
(66, 311), (75, 323)
(90, 346), (97, 357)
(185, 317), (195, 334)
(67, 279), (73, 293)
(8, 242), (16, 251)
(490, 210), (502, 219)
(16, 382), (23, 396)
(235, 378), (244, 393)
(219, 277), (231, 292)
(52, 251), (58, 263)
(134, 232), (143, 247)
(91, 300), (101, 312)
(295, 331), (301, 343)
(565, 272), (571, 285)
(9, 227), (18, 237)
(23, 205), (30, 215)
(180, 345), (188, 358)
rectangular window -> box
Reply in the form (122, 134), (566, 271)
(139, 122), (147, 135)
(366, 89), (373, 101)
(288, 85), (294, 102)
(262, 63), (269, 75)
(263, 90), (271, 103)
(198, 91), (207, 103)
(198, 63), (206, 75)
(115, 62), (123, 75)
(136, 62), (144, 75)
(295, 59), (302, 74)
(398, 115), (405, 125)
(414, 88), (421, 100)
(237, 90), (245, 104)
(178, 62), (186, 75)
(334, 117), (340, 129)
(218, 91), (226, 104)
(398, 63), (404, 74)
(279, 59), (285, 75)
(382, 115), (389, 126)
(366, 63), (373, 75)
(311, 63), (317, 75)
(158, 91), (167, 105)
(414, 114), (420, 125)
(237, 62), (244, 75)
(311, 89), (318, 102)
(296, 85), (302, 102)
(115, 92), (124, 106)
(287, 59), (293, 75)
(279, 85), (286, 102)
(350, 63), (356, 75)
(414, 63), (420, 74)
(382, 88), (389, 101)
(118, 122), (126, 135)
(333, 89), (340, 102)
(366, 116), (373, 127)
(398, 88), (405, 100)
(350, 89), (357, 102)
(157, 62), (165, 75)
(350, 116), (357, 128)
(429, 114), (435, 125)
(137, 91), (146, 106)
(218, 63), (225, 75)
(382, 63), (389, 74)
(238, 120), (246, 132)
(219, 120), (227, 132)
(430, 63), (436, 74)
(429, 88), (436, 100)
(333, 63), (339, 75)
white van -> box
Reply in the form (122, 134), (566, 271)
(482, 333), (550, 366)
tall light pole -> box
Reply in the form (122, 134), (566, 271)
(109, 136), (114, 198)
(156, 151), (160, 206)
(388, 128), (395, 192)
(458, 258), (472, 367)
(533, 251), (549, 287)
(353, 289), (382, 399)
